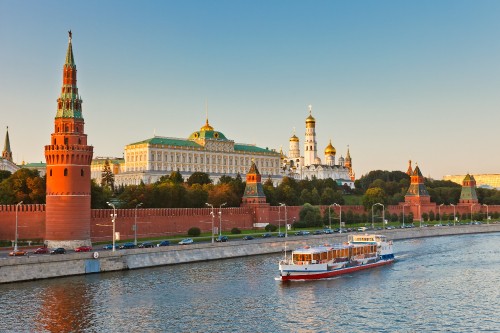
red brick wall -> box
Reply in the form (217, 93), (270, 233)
(2, 203), (500, 242)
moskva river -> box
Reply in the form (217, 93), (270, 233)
(1, 233), (499, 333)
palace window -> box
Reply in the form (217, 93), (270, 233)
(64, 168), (68, 176)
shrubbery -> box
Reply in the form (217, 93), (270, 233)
(265, 224), (278, 232)
(187, 227), (201, 237)
(231, 227), (241, 234)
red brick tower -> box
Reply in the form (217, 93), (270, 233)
(44, 31), (93, 248)
(404, 164), (431, 205)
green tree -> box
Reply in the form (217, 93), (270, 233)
(299, 203), (321, 227)
(187, 172), (212, 186)
(0, 170), (11, 182)
(0, 168), (46, 204)
(100, 159), (115, 191)
(362, 187), (387, 210)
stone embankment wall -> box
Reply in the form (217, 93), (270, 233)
(1, 224), (499, 284)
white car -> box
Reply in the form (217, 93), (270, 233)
(178, 238), (194, 245)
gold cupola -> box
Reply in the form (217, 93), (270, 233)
(200, 117), (214, 131)
(289, 134), (299, 142)
(305, 105), (315, 128)
(324, 139), (336, 155)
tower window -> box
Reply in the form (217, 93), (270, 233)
(64, 137), (68, 145)
(64, 168), (68, 176)
(50, 169), (52, 176)
(81, 169), (84, 176)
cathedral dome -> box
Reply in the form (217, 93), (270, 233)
(289, 134), (299, 142)
(305, 114), (315, 124)
(314, 157), (321, 164)
(324, 140), (336, 155)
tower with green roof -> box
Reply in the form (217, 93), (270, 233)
(44, 31), (93, 248)
(459, 174), (478, 204)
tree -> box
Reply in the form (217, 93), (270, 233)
(187, 172), (212, 186)
(0, 168), (45, 204)
(299, 203), (322, 227)
(362, 187), (387, 210)
(0, 170), (11, 182)
(100, 159), (115, 191)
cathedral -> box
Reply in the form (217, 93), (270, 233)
(280, 106), (355, 188)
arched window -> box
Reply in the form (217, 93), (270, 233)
(50, 169), (52, 176)
(64, 137), (68, 145)
(81, 169), (84, 176)
(64, 168), (68, 176)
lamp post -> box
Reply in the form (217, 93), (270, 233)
(372, 203), (384, 229)
(218, 202), (227, 237)
(438, 203), (444, 224)
(418, 204), (422, 228)
(401, 204), (409, 228)
(483, 204), (489, 224)
(450, 203), (456, 226)
(332, 203), (341, 232)
(281, 203), (288, 237)
(470, 203), (476, 222)
(134, 202), (143, 246)
(14, 201), (23, 251)
(206, 203), (215, 243)
(279, 203), (286, 235)
(328, 204), (334, 230)
(107, 202), (117, 252)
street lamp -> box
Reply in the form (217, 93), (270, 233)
(372, 203), (384, 229)
(450, 203), (456, 226)
(107, 202), (117, 252)
(280, 203), (288, 237)
(279, 203), (285, 234)
(206, 203), (215, 243)
(439, 203), (444, 224)
(218, 202), (227, 237)
(470, 203), (476, 222)
(332, 203), (341, 232)
(402, 204), (409, 228)
(134, 202), (143, 246)
(14, 201), (23, 251)
(483, 204), (489, 224)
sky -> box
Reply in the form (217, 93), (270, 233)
(1, 1), (500, 179)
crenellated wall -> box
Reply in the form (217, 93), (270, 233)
(1, 203), (500, 242)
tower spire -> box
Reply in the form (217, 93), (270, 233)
(2, 126), (12, 162)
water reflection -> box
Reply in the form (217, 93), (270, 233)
(33, 279), (93, 332)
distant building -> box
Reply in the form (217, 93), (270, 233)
(281, 106), (355, 188)
(114, 118), (281, 186)
(443, 174), (500, 189)
(458, 174), (479, 204)
(91, 157), (124, 184)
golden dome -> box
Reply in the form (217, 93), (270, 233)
(324, 140), (336, 155)
(305, 114), (315, 124)
(289, 134), (299, 142)
(200, 118), (214, 131)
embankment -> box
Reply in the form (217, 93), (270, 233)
(1, 224), (499, 284)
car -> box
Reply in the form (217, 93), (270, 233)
(216, 235), (229, 242)
(178, 238), (194, 245)
(262, 233), (272, 238)
(9, 250), (27, 256)
(295, 231), (310, 236)
(277, 232), (286, 237)
(75, 246), (92, 252)
(313, 230), (324, 235)
(323, 229), (334, 234)
(102, 244), (118, 250)
(157, 240), (170, 247)
(243, 235), (254, 240)
(33, 247), (49, 254)
(139, 242), (155, 248)
(357, 227), (368, 232)
(119, 242), (136, 249)
(50, 248), (66, 255)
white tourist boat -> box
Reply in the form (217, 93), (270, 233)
(278, 234), (395, 281)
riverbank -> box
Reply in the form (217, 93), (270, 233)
(1, 223), (499, 284)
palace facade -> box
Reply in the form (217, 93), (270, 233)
(113, 118), (281, 186)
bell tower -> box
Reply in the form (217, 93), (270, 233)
(44, 31), (93, 248)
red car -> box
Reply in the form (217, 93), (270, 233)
(33, 247), (49, 254)
(75, 246), (92, 252)
(9, 250), (27, 256)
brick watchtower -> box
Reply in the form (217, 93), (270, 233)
(44, 31), (93, 248)
(459, 174), (479, 205)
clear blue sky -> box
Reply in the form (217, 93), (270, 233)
(1, 1), (500, 179)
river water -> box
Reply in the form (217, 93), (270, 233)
(1, 233), (499, 333)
